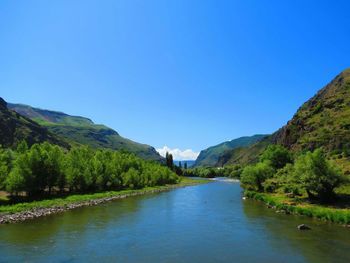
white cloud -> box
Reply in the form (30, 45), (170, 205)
(156, 146), (199, 161)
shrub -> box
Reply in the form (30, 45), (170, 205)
(241, 161), (275, 191)
(260, 144), (293, 170)
(293, 149), (345, 202)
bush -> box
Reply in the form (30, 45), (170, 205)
(260, 145), (293, 169)
(241, 161), (275, 191)
(293, 149), (345, 202)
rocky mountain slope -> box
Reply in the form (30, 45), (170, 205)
(219, 68), (350, 171)
(0, 98), (68, 148)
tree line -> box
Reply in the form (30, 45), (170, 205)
(182, 165), (242, 178)
(240, 145), (346, 203)
(0, 142), (179, 197)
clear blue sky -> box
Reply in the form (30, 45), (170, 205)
(1, 0), (350, 154)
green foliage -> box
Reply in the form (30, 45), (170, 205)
(0, 142), (179, 197)
(0, 147), (14, 189)
(274, 163), (301, 195)
(182, 165), (241, 178)
(245, 190), (350, 225)
(260, 145), (293, 169)
(293, 149), (345, 201)
(6, 142), (66, 196)
(241, 145), (346, 203)
(240, 162), (275, 191)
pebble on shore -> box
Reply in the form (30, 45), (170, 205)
(0, 186), (187, 224)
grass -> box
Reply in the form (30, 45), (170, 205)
(0, 177), (209, 215)
(245, 190), (350, 225)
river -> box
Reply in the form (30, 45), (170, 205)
(0, 179), (350, 262)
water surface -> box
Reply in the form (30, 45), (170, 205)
(0, 179), (349, 262)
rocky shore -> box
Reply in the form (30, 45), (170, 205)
(0, 183), (199, 224)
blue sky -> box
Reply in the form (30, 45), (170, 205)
(1, 0), (350, 159)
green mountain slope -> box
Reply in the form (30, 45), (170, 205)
(272, 68), (350, 153)
(0, 98), (68, 148)
(219, 68), (350, 172)
(8, 103), (163, 161)
(194, 135), (267, 167)
(217, 136), (273, 166)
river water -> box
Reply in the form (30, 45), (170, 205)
(0, 179), (350, 262)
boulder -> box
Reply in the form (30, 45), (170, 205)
(297, 224), (311, 230)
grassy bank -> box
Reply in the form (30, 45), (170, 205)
(0, 177), (208, 215)
(245, 190), (350, 225)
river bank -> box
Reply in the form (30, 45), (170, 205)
(244, 190), (350, 225)
(0, 177), (208, 224)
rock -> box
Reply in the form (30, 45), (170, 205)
(297, 224), (311, 230)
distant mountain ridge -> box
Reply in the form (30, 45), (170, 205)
(0, 98), (69, 148)
(194, 135), (267, 167)
(8, 103), (163, 161)
(219, 68), (350, 173)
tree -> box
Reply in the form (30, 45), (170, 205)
(166, 152), (174, 170)
(16, 140), (28, 154)
(260, 145), (293, 170)
(0, 147), (14, 190)
(122, 168), (140, 189)
(65, 146), (94, 192)
(43, 143), (65, 194)
(293, 149), (344, 202)
(241, 162), (275, 191)
(2, 142), (179, 197)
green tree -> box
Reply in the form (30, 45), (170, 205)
(0, 147), (14, 190)
(260, 145), (293, 170)
(166, 152), (174, 170)
(16, 140), (28, 154)
(241, 161), (275, 191)
(293, 149), (344, 202)
(65, 146), (94, 192)
(122, 168), (140, 189)
(43, 143), (65, 194)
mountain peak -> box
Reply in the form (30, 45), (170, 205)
(0, 97), (7, 109)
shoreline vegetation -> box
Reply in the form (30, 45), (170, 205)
(236, 144), (350, 226)
(0, 177), (208, 224)
(244, 190), (350, 226)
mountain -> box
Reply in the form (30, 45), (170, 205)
(217, 136), (273, 166)
(193, 135), (267, 167)
(0, 97), (68, 148)
(8, 103), (163, 161)
(272, 68), (350, 153)
(219, 68), (350, 172)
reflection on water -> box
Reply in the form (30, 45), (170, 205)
(0, 181), (349, 262)
(242, 198), (350, 263)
